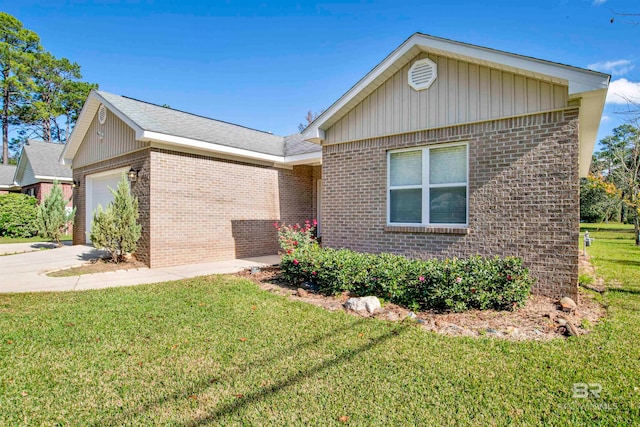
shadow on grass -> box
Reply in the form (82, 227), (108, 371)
(608, 288), (640, 296)
(598, 258), (640, 267)
(185, 325), (408, 426)
(97, 317), (397, 425)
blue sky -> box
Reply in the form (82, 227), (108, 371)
(2, 0), (639, 144)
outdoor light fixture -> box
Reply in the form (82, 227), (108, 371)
(127, 168), (139, 182)
(97, 130), (105, 139)
(72, 180), (81, 188)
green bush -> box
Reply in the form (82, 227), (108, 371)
(0, 193), (37, 237)
(281, 247), (533, 312)
(35, 180), (75, 246)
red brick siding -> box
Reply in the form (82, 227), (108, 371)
(148, 149), (315, 267)
(321, 109), (580, 299)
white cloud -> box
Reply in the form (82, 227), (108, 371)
(601, 115), (610, 123)
(592, 0), (606, 5)
(588, 59), (635, 76)
(606, 78), (640, 105)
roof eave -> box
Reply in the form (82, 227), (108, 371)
(142, 131), (321, 166)
(572, 88), (609, 178)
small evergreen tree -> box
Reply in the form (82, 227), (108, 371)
(34, 180), (74, 246)
(89, 175), (141, 263)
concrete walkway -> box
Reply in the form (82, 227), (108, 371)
(0, 244), (280, 294)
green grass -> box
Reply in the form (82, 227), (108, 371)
(0, 234), (72, 244)
(1, 228), (639, 425)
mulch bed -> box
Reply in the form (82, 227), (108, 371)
(237, 255), (606, 341)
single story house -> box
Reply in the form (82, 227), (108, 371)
(63, 33), (609, 299)
(14, 140), (73, 205)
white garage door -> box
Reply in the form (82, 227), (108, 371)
(86, 169), (127, 243)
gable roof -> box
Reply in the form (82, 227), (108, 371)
(302, 33), (610, 177)
(62, 90), (321, 166)
(22, 141), (72, 179)
(0, 165), (17, 189)
(15, 141), (72, 186)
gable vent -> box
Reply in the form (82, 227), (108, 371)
(98, 104), (107, 125)
(408, 58), (437, 91)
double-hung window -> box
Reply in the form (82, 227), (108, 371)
(388, 143), (468, 226)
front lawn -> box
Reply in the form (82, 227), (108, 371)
(0, 234), (72, 244)
(1, 226), (639, 425)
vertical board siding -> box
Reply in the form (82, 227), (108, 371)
(325, 53), (569, 144)
(74, 108), (148, 168)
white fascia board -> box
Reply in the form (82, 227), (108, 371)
(303, 33), (610, 142)
(141, 131), (286, 163)
(34, 175), (73, 182)
(283, 151), (322, 165)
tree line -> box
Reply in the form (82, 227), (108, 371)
(581, 106), (640, 244)
(0, 12), (96, 165)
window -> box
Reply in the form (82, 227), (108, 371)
(388, 143), (468, 226)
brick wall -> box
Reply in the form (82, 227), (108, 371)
(321, 109), (580, 299)
(73, 150), (151, 265)
(148, 149), (315, 267)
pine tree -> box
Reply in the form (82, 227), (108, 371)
(35, 180), (75, 246)
(89, 175), (141, 263)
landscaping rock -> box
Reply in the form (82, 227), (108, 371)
(560, 297), (577, 313)
(344, 296), (381, 314)
(296, 288), (309, 298)
(405, 311), (417, 320)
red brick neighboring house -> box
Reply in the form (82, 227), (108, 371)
(302, 33), (609, 299)
(61, 91), (321, 268)
(15, 141), (74, 205)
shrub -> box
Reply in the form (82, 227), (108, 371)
(0, 193), (37, 237)
(281, 246), (533, 312)
(35, 180), (75, 246)
(89, 175), (141, 263)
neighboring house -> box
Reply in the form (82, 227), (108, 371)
(63, 33), (609, 299)
(14, 141), (73, 205)
(0, 165), (19, 194)
(302, 33), (609, 299)
(61, 90), (321, 267)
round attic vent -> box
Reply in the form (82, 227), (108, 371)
(98, 104), (107, 125)
(408, 58), (437, 91)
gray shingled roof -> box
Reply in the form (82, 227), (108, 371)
(283, 133), (322, 156)
(98, 91), (320, 157)
(23, 141), (72, 179)
(0, 165), (17, 187)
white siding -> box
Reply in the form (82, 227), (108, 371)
(325, 53), (569, 144)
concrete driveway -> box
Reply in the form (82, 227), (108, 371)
(0, 244), (280, 294)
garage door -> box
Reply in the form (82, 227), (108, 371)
(86, 169), (127, 243)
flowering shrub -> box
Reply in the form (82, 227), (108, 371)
(274, 219), (318, 253)
(280, 247), (533, 312)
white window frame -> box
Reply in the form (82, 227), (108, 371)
(387, 142), (469, 227)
